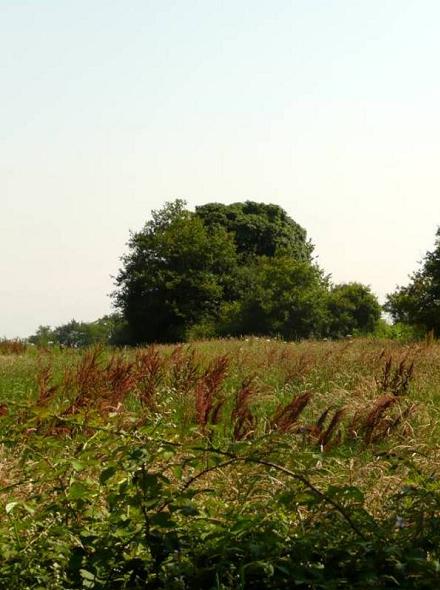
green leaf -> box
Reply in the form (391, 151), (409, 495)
(177, 502), (199, 516)
(80, 569), (95, 580)
(100, 465), (117, 484)
(71, 460), (86, 472)
(150, 512), (177, 529)
(68, 481), (89, 500)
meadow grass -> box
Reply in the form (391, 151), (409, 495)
(0, 337), (440, 588)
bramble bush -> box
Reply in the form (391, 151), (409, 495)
(1, 419), (440, 589)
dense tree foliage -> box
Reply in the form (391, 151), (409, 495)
(386, 228), (440, 336)
(196, 201), (313, 261)
(113, 199), (380, 343)
(113, 200), (237, 343)
(327, 283), (381, 338)
(218, 257), (329, 340)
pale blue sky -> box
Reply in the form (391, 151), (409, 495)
(2, 1), (440, 337)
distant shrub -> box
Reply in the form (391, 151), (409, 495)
(28, 314), (129, 348)
(0, 338), (27, 355)
(373, 319), (422, 341)
(326, 283), (381, 338)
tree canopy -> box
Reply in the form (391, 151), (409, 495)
(386, 228), (440, 336)
(112, 199), (381, 344)
(195, 201), (313, 261)
(113, 200), (237, 343)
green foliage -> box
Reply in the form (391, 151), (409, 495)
(0, 339), (440, 587)
(195, 201), (313, 261)
(326, 283), (381, 338)
(113, 200), (381, 344)
(113, 200), (238, 344)
(386, 227), (440, 336)
(28, 325), (54, 347)
(373, 319), (421, 341)
(28, 314), (127, 347)
(1, 422), (440, 589)
(218, 256), (329, 339)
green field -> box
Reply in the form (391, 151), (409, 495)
(1, 338), (440, 589)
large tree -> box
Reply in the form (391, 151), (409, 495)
(385, 228), (440, 335)
(113, 200), (237, 343)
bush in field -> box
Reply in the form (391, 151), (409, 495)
(217, 256), (329, 339)
(373, 319), (421, 340)
(326, 283), (381, 338)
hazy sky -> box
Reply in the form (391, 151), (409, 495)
(2, 0), (440, 338)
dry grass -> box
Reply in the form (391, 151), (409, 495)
(0, 339), (27, 355)
(2, 336), (440, 518)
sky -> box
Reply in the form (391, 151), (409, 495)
(2, 0), (440, 338)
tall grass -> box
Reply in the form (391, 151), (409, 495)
(0, 338), (440, 588)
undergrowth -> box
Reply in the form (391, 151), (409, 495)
(0, 338), (440, 588)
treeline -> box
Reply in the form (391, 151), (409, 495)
(28, 315), (127, 348)
(28, 200), (440, 347)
